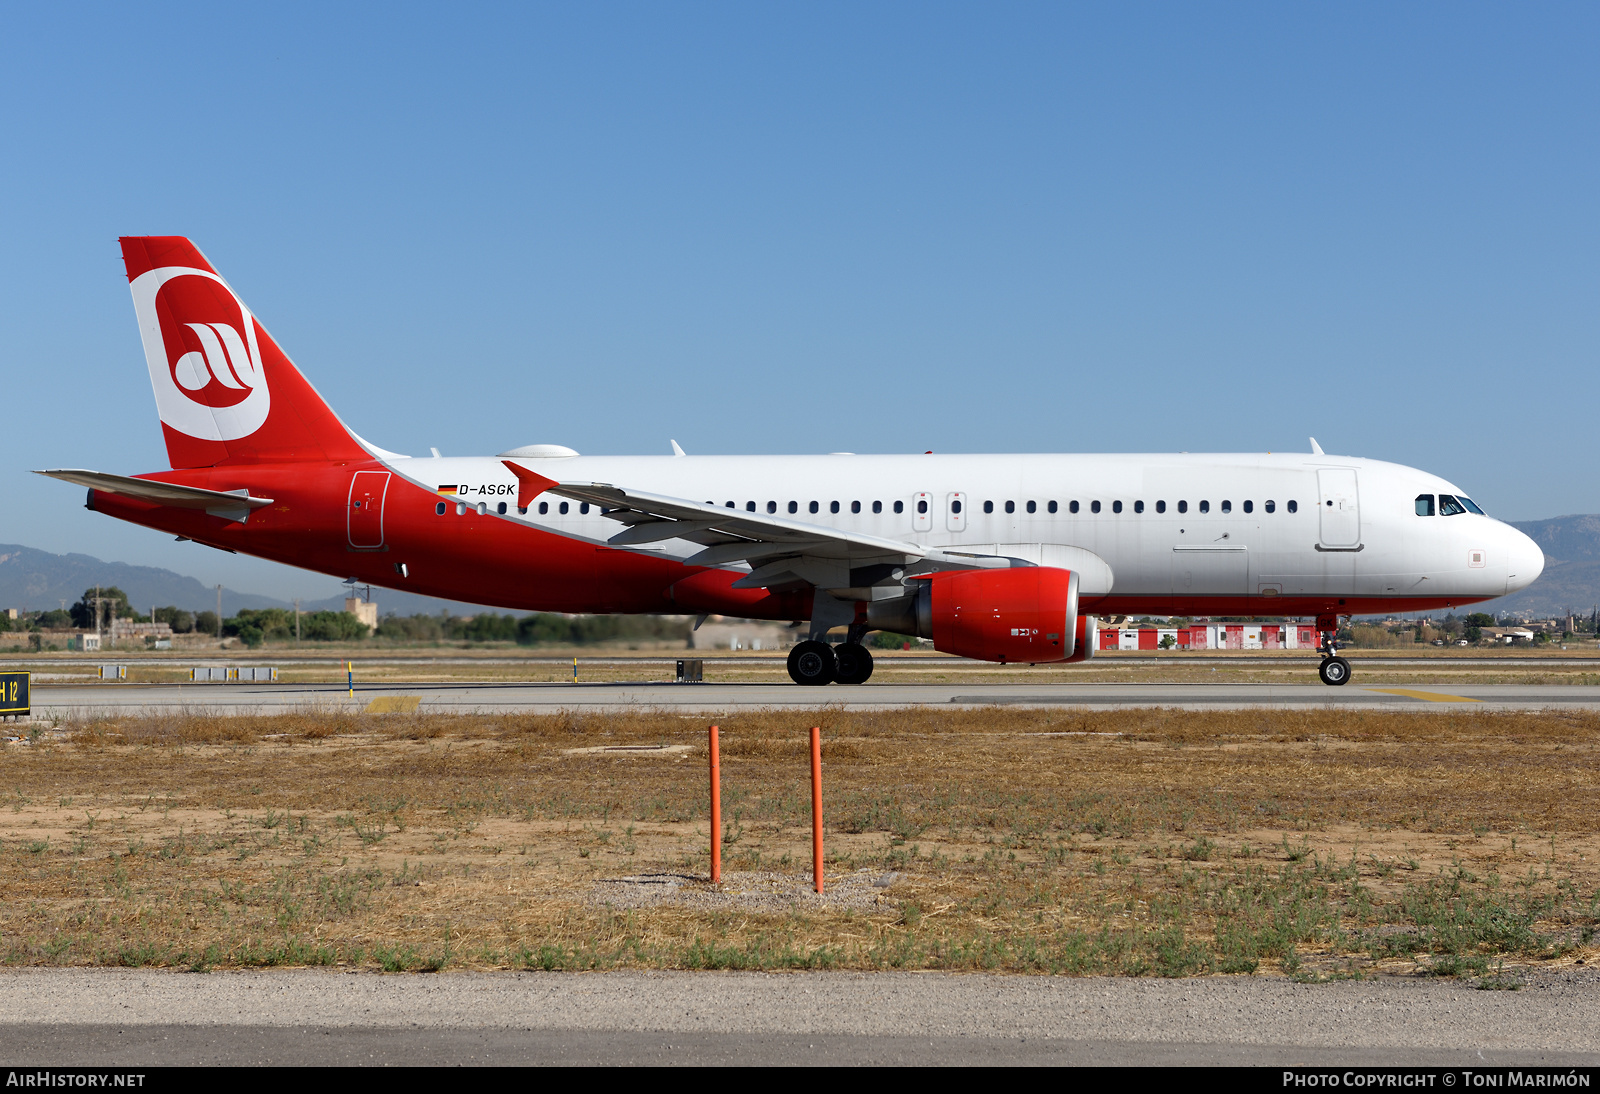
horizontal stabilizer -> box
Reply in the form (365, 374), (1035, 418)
(36, 469), (273, 523)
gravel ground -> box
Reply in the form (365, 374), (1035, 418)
(588, 869), (898, 912)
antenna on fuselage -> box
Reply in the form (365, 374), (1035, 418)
(1309, 437), (1325, 456)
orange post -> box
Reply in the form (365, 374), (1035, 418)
(709, 725), (722, 884)
(810, 726), (823, 894)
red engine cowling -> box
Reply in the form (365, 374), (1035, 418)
(925, 566), (1081, 663)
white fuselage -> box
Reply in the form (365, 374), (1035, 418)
(385, 450), (1545, 613)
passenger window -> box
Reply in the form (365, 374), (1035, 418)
(894, 501), (904, 514)
(1264, 500), (1275, 514)
(951, 500), (961, 514)
(1047, 500), (1058, 514)
(984, 500), (994, 514)
(1178, 500), (1188, 514)
(1026, 500), (1036, 514)
(1415, 494), (1435, 517)
(788, 501), (798, 514)
(746, 501), (755, 512)
(1243, 500), (1253, 514)
(1112, 500), (1123, 514)
(497, 502), (507, 515)
(1220, 500), (1231, 514)
(917, 499), (928, 514)
(851, 501), (861, 514)
(872, 501), (882, 514)
(1069, 500), (1080, 514)
(560, 501), (569, 515)
(1199, 501), (1210, 514)
(1438, 494), (1466, 516)
(1155, 500), (1166, 514)
(726, 501), (735, 508)
(581, 502), (590, 515)
(1460, 497), (1485, 515)
(767, 501), (777, 514)
(539, 502), (549, 515)
(830, 501), (840, 514)
(1004, 500), (1015, 514)
(1091, 500), (1101, 514)
(1287, 500), (1298, 513)
(809, 501), (819, 514)
(436, 502), (446, 515)
(1133, 500), (1144, 514)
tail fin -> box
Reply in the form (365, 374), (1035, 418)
(120, 236), (367, 468)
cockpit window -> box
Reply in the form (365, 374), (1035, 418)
(1415, 494), (1435, 517)
(1438, 494), (1467, 517)
(1459, 497), (1485, 515)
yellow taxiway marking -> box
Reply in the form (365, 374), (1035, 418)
(364, 695), (421, 714)
(1364, 688), (1480, 703)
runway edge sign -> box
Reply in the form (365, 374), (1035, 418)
(0, 671), (30, 718)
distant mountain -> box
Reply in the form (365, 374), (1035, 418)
(0, 544), (509, 620)
(1478, 515), (1600, 618)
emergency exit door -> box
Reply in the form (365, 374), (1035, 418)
(348, 471), (390, 549)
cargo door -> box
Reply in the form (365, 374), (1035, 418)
(1317, 469), (1361, 547)
(348, 471), (390, 549)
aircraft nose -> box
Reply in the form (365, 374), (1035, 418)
(1504, 527), (1544, 594)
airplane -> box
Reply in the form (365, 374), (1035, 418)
(39, 237), (1545, 687)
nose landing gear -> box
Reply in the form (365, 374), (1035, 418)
(1316, 614), (1351, 686)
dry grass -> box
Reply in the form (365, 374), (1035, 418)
(0, 706), (1596, 979)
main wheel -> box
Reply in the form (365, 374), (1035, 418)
(833, 642), (874, 685)
(1318, 656), (1352, 686)
(787, 640), (836, 686)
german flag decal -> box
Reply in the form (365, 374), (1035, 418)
(436, 485), (459, 496)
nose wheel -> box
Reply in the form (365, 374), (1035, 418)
(1314, 614), (1351, 686)
(1318, 656), (1352, 686)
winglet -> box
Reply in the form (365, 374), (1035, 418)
(670, 439), (686, 457)
(501, 460), (559, 510)
(1309, 437), (1325, 456)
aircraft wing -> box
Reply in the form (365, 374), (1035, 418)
(35, 469), (273, 523)
(549, 481), (947, 592)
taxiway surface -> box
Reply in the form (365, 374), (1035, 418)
(0, 968), (1595, 1066)
(27, 679), (1600, 716)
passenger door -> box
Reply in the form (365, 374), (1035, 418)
(348, 471), (390, 549)
(1317, 469), (1361, 548)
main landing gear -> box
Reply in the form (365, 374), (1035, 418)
(786, 640), (875, 686)
(1316, 615), (1351, 686)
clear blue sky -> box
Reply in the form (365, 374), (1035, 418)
(1, 3), (1595, 600)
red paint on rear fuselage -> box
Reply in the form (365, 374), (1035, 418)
(89, 465), (808, 619)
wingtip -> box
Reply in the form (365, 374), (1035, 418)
(1309, 437), (1325, 456)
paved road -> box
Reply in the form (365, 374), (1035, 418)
(0, 968), (1595, 1066)
(26, 680), (1600, 716)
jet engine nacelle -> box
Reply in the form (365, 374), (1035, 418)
(865, 566), (1095, 664)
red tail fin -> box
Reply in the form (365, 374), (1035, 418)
(120, 236), (367, 468)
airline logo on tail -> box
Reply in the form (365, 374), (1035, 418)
(129, 266), (271, 441)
